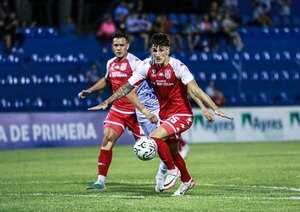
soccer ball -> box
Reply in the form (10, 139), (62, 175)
(133, 137), (157, 161)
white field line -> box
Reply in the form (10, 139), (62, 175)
(1, 180), (299, 193)
(1, 192), (300, 201)
(202, 183), (300, 192)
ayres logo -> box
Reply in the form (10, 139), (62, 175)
(242, 113), (283, 132)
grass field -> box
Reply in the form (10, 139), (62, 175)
(0, 141), (300, 211)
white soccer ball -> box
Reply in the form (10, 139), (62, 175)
(133, 137), (157, 161)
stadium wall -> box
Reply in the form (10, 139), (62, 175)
(0, 107), (299, 149)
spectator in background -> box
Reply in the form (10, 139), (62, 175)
(223, 13), (244, 51)
(2, 12), (25, 53)
(249, 0), (273, 26)
(86, 62), (100, 83)
(205, 80), (226, 106)
(114, 0), (132, 22)
(85, 62), (104, 102)
(96, 16), (116, 52)
(277, 0), (292, 25)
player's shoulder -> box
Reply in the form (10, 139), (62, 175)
(169, 57), (188, 69)
(141, 57), (152, 67)
(127, 53), (141, 63)
(107, 57), (117, 66)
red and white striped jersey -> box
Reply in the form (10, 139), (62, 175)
(128, 57), (194, 120)
(106, 53), (141, 113)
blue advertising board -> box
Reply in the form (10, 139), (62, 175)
(0, 112), (134, 149)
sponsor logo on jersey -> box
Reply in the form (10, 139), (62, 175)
(110, 72), (128, 78)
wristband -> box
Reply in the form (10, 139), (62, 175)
(141, 108), (150, 116)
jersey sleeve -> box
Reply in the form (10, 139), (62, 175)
(128, 60), (149, 87)
(176, 62), (194, 85)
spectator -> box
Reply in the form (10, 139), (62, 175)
(277, 0), (292, 25)
(249, 0), (273, 26)
(86, 62), (100, 83)
(2, 12), (25, 53)
(183, 18), (200, 51)
(96, 16), (116, 52)
(205, 80), (227, 106)
(223, 13), (244, 51)
(114, 1), (131, 22)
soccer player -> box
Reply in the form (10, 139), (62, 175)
(78, 33), (157, 190)
(135, 80), (215, 192)
(89, 33), (233, 196)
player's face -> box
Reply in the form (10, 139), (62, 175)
(150, 45), (170, 67)
(112, 38), (129, 60)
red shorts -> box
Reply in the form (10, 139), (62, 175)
(104, 108), (143, 138)
(160, 114), (193, 141)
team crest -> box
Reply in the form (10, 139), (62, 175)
(165, 69), (171, 79)
(120, 63), (127, 71)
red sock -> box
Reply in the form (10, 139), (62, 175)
(178, 138), (186, 152)
(172, 153), (191, 182)
(151, 137), (175, 170)
(98, 149), (112, 176)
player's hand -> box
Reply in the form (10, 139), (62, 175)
(78, 90), (91, 99)
(214, 108), (234, 121)
(202, 109), (215, 123)
(146, 113), (158, 123)
(88, 101), (109, 110)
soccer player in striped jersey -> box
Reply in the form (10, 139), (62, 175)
(78, 33), (157, 190)
(89, 33), (233, 195)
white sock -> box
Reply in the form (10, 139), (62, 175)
(157, 160), (168, 175)
(97, 175), (106, 183)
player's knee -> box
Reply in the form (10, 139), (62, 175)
(102, 132), (117, 149)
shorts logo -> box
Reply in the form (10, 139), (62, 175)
(165, 69), (171, 79)
(120, 63), (127, 71)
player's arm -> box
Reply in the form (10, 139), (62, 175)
(188, 89), (215, 123)
(78, 77), (110, 99)
(187, 80), (233, 121)
(126, 88), (158, 123)
(88, 82), (134, 110)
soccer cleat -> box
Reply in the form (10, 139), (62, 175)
(179, 144), (190, 159)
(155, 173), (164, 192)
(163, 167), (180, 190)
(173, 178), (196, 196)
(86, 181), (106, 190)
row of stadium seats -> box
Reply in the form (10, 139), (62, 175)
(0, 74), (86, 85)
(0, 50), (299, 64)
(2, 69), (299, 86)
(1, 90), (299, 111)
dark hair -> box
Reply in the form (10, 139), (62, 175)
(149, 33), (171, 47)
(112, 32), (129, 42)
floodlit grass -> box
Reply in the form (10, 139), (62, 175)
(0, 141), (299, 211)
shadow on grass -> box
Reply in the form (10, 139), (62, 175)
(83, 181), (177, 198)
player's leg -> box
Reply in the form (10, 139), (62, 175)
(138, 117), (167, 192)
(165, 139), (195, 196)
(160, 114), (195, 195)
(87, 110), (126, 190)
(178, 138), (190, 159)
(87, 126), (122, 190)
(149, 127), (180, 192)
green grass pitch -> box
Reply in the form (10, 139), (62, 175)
(0, 141), (299, 211)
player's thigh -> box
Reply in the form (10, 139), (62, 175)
(103, 109), (127, 148)
(149, 126), (169, 140)
(160, 114), (193, 138)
